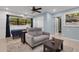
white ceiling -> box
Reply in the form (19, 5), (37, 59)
(0, 6), (77, 18)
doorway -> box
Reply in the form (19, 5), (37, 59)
(55, 17), (62, 33)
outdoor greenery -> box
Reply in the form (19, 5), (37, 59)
(9, 16), (31, 25)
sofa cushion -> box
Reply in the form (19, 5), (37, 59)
(36, 31), (42, 36)
(33, 35), (49, 43)
(28, 32), (37, 36)
(28, 31), (42, 36)
(27, 28), (42, 32)
(27, 28), (42, 36)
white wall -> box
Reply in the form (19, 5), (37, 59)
(0, 11), (6, 39)
(33, 13), (55, 34)
(33, 15), (44, 31)
(44, 13), (55, 34)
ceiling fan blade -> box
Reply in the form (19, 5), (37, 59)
(31, 6), (42, 13)
(35, 10), (41, 13)
(35, 8), (42, 10)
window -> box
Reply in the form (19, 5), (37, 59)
(9, 15), (31, 25)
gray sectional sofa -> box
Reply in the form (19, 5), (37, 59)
(25, 28), (50, 48)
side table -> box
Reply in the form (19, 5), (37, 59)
(21, 30), (27, 44)
(43, 39), (63, 52)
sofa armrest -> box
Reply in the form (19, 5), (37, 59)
(42, 32), (50, 35)
(25, 33), (34, 46)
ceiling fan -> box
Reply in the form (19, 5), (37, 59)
(32, 6), (42, 13)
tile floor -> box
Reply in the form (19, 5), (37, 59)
(0, 34), (79, 52)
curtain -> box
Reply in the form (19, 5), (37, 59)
(6, 15), (11, 37)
